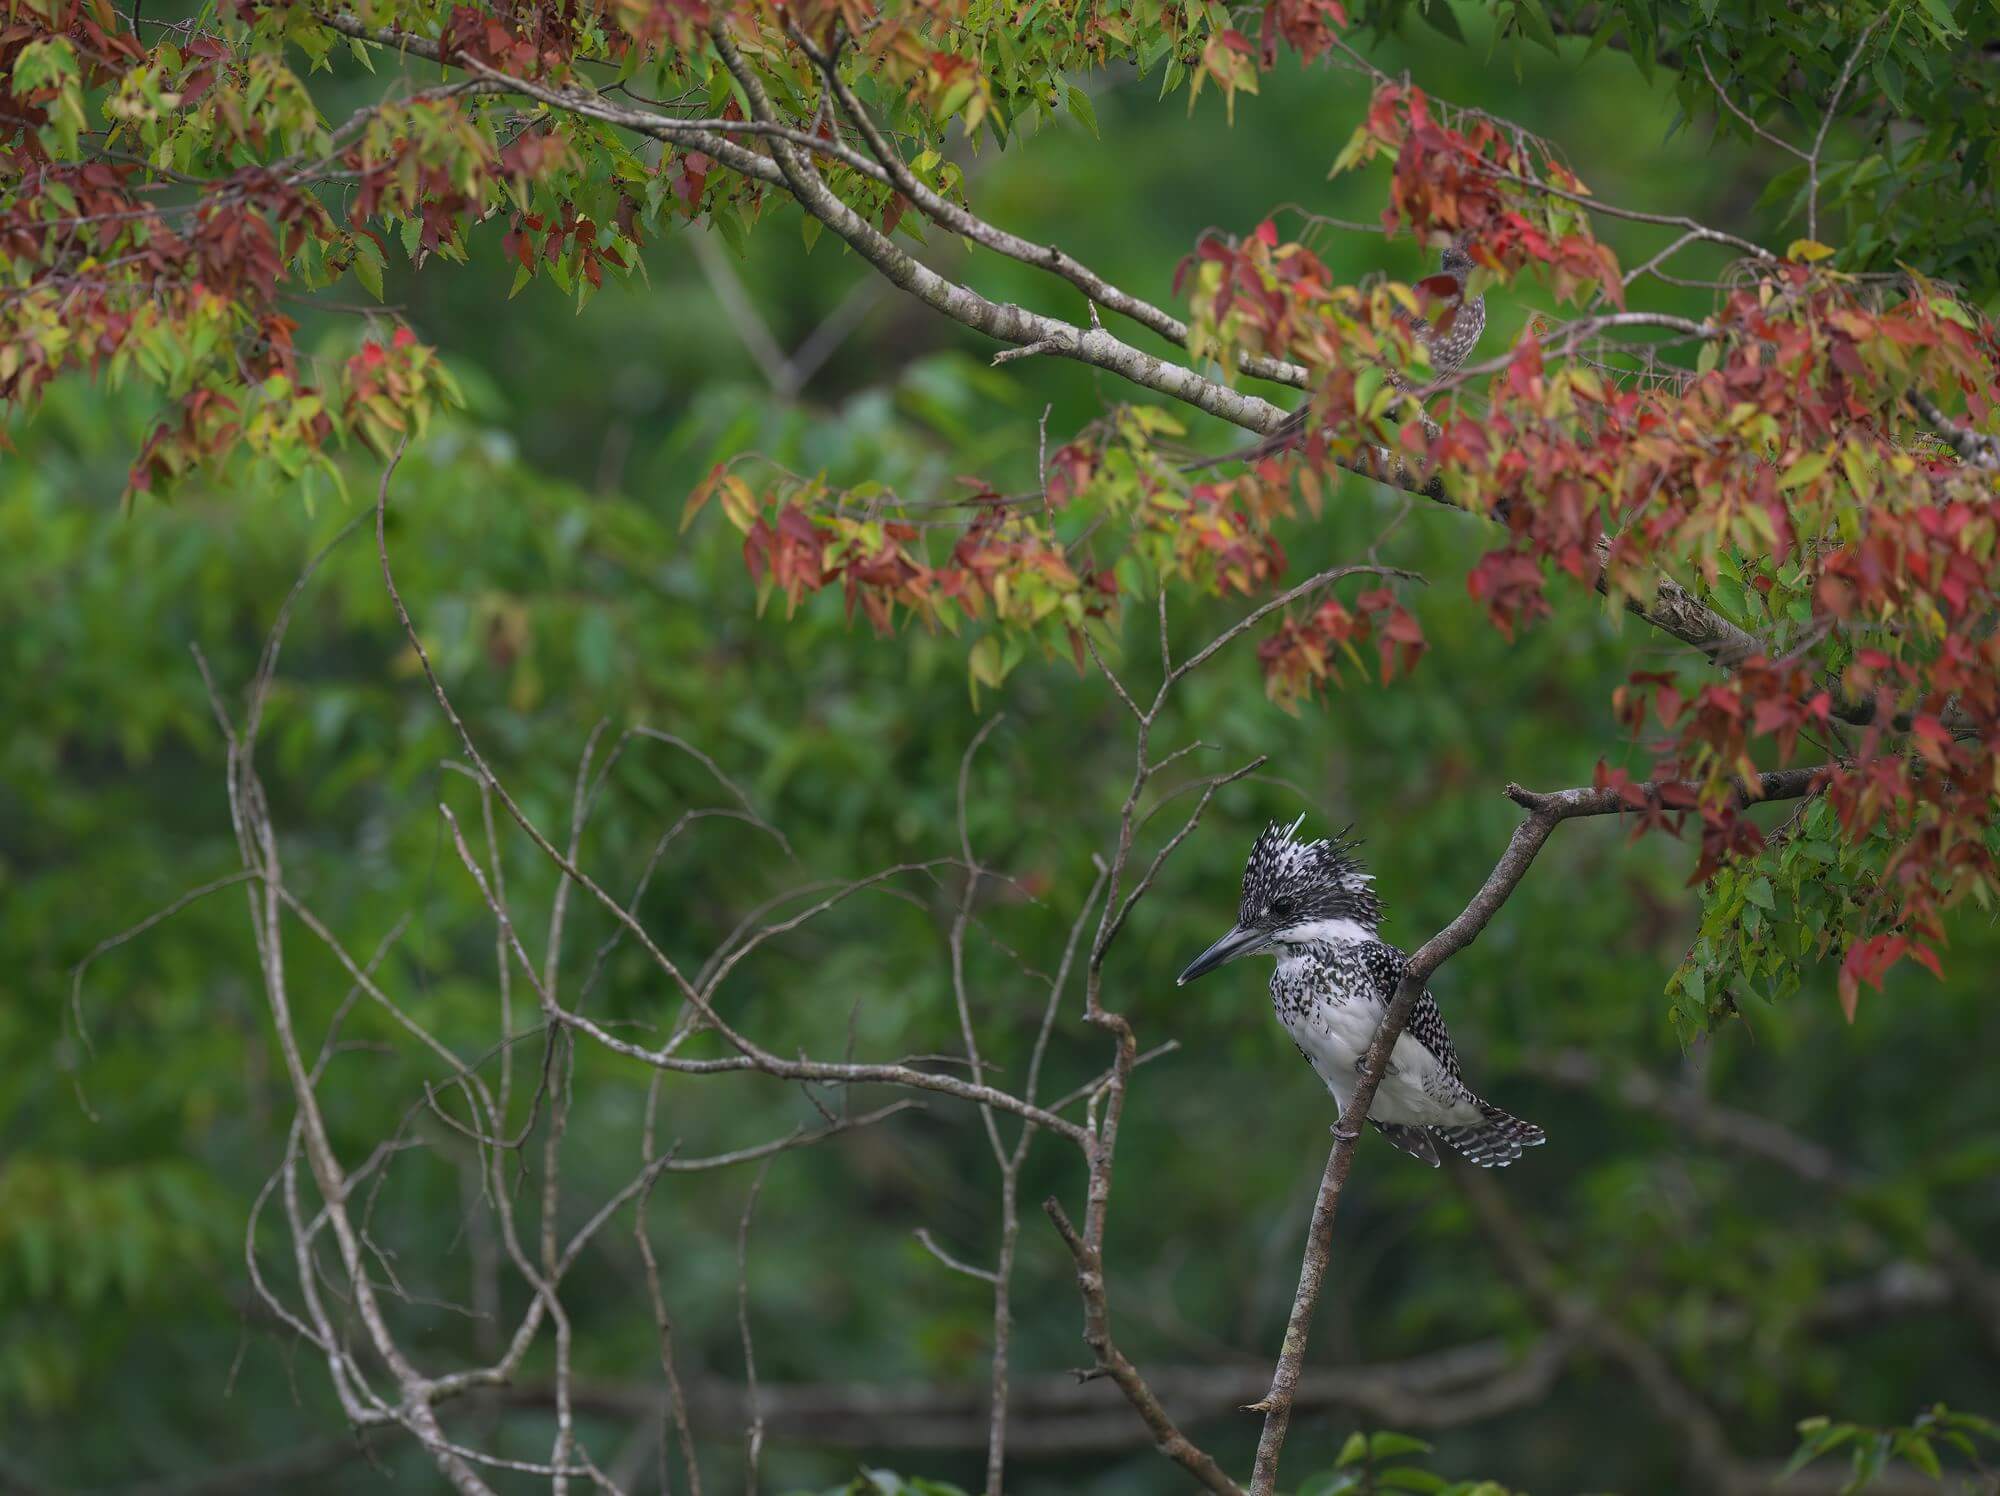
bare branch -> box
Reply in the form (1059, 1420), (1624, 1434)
(735, 1157), (776, 1496)
(69, 870), (256, 1056)
(497, 1337), (1566, 1456)
(1697, 48), (1809, 165)
(1242, 758), (1839, 1491)
(374, 449), (1096, 1149)
(1805, 16), (1886, 243)
(563, 1103), (920, 1280)
(635, 1072), (703, 1496)
(913, 1228), (1001, 1285)
(1044, 1199), (1247, 1495)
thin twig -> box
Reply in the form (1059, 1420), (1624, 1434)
(736, 1158), (775, 1496)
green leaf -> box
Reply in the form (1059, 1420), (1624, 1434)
(1896, 1433), (1942, 1478)
(1379, 1467), (1447, 1493)
(1781, 1419), (1856, 1479)
(353, 238), (385, 301)
(1067, 85), (1099, 138)
(1368, 1433), (1433, 1459)
(1417, 0), (1466, 44)
(1509, 0), (1561, 52)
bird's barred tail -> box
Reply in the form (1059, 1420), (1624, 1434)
(1435, 1104), (1546, 1169)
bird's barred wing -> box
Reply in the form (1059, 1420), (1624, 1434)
(1404, 987), (1467, 1087)
(1358, 940), (1467, 1086)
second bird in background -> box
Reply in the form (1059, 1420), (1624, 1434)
(1187, 232), (1487, 471)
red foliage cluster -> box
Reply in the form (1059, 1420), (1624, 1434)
(1184, 89), (2000, 998)
(1459, 301), (1996, 993)
(1175, 220), (1338, 358)
(443, 2), (582, 75)
(1257, 0), (1348, 68)
(743, 503), (833, 605)
(504, 201), (632, 288)
(1348, 85), (1623, 304)
(130, 381), (244, 494)
(0, 0), (140, 133)
(704, 467), (1118, 656)
(9, 0), (2000, 1013)
(0, 0), (614, 485)
(345, 327), (420, 408)
(1258, 586), (1425, 707)
(1175, 479), (1291, 594)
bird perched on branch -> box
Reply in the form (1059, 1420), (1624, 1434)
(1186, 235), (1486, 471)
(1177, 817), (1541, 1168)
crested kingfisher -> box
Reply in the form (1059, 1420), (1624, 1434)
(1178, 818), (1543, 1168)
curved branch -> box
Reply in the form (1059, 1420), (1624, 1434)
(321, 14), (1291, 431)
(788, 23), (1309, 392)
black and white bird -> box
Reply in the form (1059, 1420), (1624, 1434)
(1177, 818), (1542, 1168)
(1187, 234), (1486, 471)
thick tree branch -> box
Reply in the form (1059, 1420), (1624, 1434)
(1910, 390), (2000, 472)
(505, 1339), (1559, 1455)
(1503, 765), (1829, 820)
(787, 23), (1309, 391)
(315, 10), (1878, 726)
(320, 14), (1290, 431)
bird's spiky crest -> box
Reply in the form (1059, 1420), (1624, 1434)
(1238, 817), (1382, 934)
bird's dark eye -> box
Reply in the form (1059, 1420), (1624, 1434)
(1268, 897), (1293, 923)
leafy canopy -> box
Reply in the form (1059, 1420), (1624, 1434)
(8, 0), (2000, 1027)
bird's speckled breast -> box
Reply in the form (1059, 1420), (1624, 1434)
(1269, 943), (1480, 1128)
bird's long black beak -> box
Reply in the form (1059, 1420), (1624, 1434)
(1177, 924), (1266, 986)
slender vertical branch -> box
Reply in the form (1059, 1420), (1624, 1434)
(1805, 16), (1884, 244)
(736, 1157), (775, 1496)
(635, 1073), (704, 1496)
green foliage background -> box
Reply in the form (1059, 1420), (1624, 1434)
(6, 8), (1999, 1492)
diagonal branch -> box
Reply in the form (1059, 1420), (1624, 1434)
(1909, 390), (2000, 472)
(373, 450), (1096, 1150)
(1044, 1200), (1246, 1496)
(787, 22), (1309, 392)
(320, 11), (1817, 715)
(318, 15), (1288, 432)
(1244, 796), (1564, 1494)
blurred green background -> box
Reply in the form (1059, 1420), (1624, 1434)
(5, 11), (1998, 1493)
